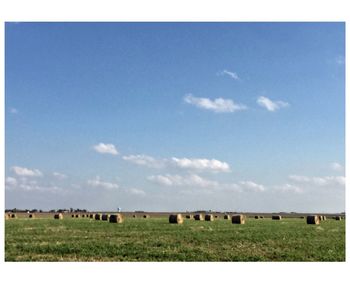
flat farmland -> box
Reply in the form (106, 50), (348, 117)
(5, 216), (345, 261)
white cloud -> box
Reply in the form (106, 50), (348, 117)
(184, 94), (247, 113)
(6, 177), (17, 186)
(289, 175), (345, 187)
(239, 181), (265, 192)
(87, 176), (119, 190)
(330, 162), (343, 171)
(127, 188), (146, 196)
(93, 143), (118, 155)
(218, 69), (240, 80)
(11, 166), (43, 177)
(275, 183), (303, 194)
(257, 96), (289, 112)
(53, 172), (67, 179)
(171, 157), (230, 172)
(122, 155), (164, 168)
(147, 174), (219, 188)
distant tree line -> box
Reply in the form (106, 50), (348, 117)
(5, 208), (88, 213)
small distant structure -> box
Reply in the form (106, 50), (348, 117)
(117, 207), (121, 213)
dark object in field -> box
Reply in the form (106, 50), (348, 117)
(232, 214), (245, 224)
(71, 215), (75, 218)
(95, 214), (101, 220)
(214, 215), (218, 218)
(255, 216), (259, 219)
(185, 214), (193, 219)
(54, 213), (63, 219)
(335, 216), (342, 221)
(259, 216), (264, 219)
(224, 214), (230, 220)
(82, 214), (85, 218)
(11, 213), (17, 219)
(300, 216), (305, 219)
(109, 214), (123, 223)
(169, 214), (184, 224)
(194, 214), (204, 221)
(205, 214), (214, 221)
(272, 215), (282, 220)
(101, 214), (109, 221)
(29, 214), (35, 218)
(132, 215), (136, 218)
(75, 214), (80, 218)
(306, 215), (320, 225)
(89, 214), (94, 218)
(143, 215), (150, 219)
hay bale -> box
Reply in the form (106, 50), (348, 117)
(54, 213), (63, 219)
(95, 214), (101, 220)
(223, 214), (230, 220)
(214, 215), (218, 219)
(205, 214), (214, 221)
(169, 214), (184, 224)
(101, 214), (109, 221)
(82, 214), (85, 218)
(143, 214), (150, 219)
(259, 216), (264, 219)
(132, 214), (137, 218)
(11, 213), (17, 219)
(254, 215), (259, 219)
(306, 215), (320, 225)
(272, 215), (282, 220)
(5, 214), (9, 220)
(300, 216), (305, 219)
(232, 214), (245, 224)
(89, 214), (94, 218)
(185, 214), (193, 219)
(75, 214), (80, 218)
(335, 216), (342, 221)
(109, 214), (124, 223)
(194, 214), (204, 221)
(29, 214), (35, 218)
(71, 214), (75, 218)
(323, 216), (327, 220)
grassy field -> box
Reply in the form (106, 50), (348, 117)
(5, 216), (345, 261)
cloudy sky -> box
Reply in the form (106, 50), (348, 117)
(5, 22), (345, 212)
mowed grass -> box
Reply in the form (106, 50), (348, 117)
(5, 217), (345, 261)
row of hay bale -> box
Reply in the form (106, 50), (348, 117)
(169, 214), (247, 224)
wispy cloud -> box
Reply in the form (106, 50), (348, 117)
(171, 157), (230, 173)
(184, 94), (247, 113)
(122, 155), (165, 168)
(289, 175), (345, 187)
(147, 174), (219, 188)
(330, 162), (343, 172)
(274, 183), (303, 194)
(217, 69), (240, 80)
(5, 176), (62, 193)
(127, 188), (146, 196)
(87, 176), (119, 190)
(93, 143), (118, 155)
(53, 172), (67, 179)
(9, 108), (18, 114)
(11, 166), (43, 177)
(257, 96), (289, 112)
(239, 181), (265, 192)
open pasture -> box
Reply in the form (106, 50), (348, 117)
(5, 215), (345, 261)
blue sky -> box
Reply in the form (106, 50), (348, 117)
(5, 22), (345, 212)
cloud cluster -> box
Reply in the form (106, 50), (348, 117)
(171, 157), (230, 172)
(122, 155), (165, 168)
(87, 176), (119, 190)
(256, 96), (289, 112)
(289, 175), (345, 187)
(184, 94), (247, 113)
(147, 174), (219, 188)
(217, 69), (240, 80)
(11, 166), (43, 177)
(93, 143), (118, 155)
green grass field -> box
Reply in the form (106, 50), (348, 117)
(5, 217), (345, 261)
